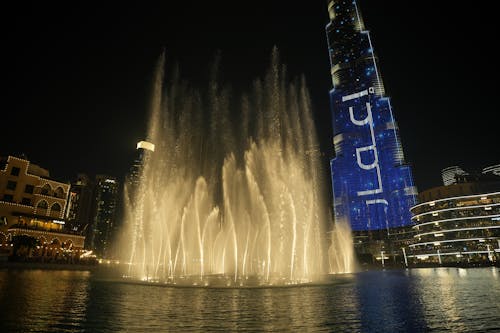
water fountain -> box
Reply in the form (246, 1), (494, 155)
(121, 49), (354, 286)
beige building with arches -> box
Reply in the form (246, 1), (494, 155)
(0, 156), (85, 259)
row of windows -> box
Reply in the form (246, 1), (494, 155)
(6, 181), (34, 194)
(36, 201), (61, 211)
(412, 195), (499, 215)
(1, 195), (61, 211)
(3, 181), (65, 197)
(5, 181), (35, 194)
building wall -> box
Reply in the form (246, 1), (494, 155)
(0, 156), (69, 231)
(0, 156), (76, 252)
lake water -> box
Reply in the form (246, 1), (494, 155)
(0, 267), (498, 332)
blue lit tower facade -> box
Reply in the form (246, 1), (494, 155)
(326, 0), (417, 231)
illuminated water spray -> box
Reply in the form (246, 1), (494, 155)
(121, 49), (354, 286)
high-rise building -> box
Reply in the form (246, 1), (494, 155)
(65, 174), (94, 235)
(325, 1), (417, 232)
(89, 175), (119, 257)
(127, 140), (155, 197)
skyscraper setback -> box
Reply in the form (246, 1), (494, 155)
(326, 0), (417, 231)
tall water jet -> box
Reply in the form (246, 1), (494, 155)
(328, 219), (356, 274)
(122, 49), (354, 286)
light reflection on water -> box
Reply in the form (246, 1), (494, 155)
(0, 267), (498, 332)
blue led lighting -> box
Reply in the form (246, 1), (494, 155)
(326, 0), (417, 231)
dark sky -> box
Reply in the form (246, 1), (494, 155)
(2, 1), (498, 191)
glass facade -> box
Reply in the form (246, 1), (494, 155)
(326, 0), (417, 231)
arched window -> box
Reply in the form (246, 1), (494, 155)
(51, 203), (61, 212)
(41, 184), (52, 195)
(54, 187), (64, 198)
(37, 200), (48, 209)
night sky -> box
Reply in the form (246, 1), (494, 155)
(2, 1), (498, 192)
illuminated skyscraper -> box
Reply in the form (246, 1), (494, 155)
(127, 140), (155, 196)
(90, 175), (119, 257)
(325, 0), (417, 231)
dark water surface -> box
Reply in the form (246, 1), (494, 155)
(0, 267), (498, 332)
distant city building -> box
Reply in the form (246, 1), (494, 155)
(127, 140), (155, 196)
(89, 175), (119, 258)
(65, 174), (95, 237)
(325, 0), (417, 233)
(441, 166), (469, 186)
(0, 155), (85, 260)
(408, 178), (500, 266)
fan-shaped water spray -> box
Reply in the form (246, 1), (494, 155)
(121, 49), (354, 286)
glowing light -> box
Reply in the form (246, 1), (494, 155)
(412, 202), (500, 220)
(415, 225), (500, 238)
(122, 51), (355, 286)
(327, 0), (416, 231)
(410, 191), (500, 211)
(137, 141), (155, 152)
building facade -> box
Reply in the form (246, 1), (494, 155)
(127, 141), (155, 198)
(65, 174), (95, 238)
(408, 182), (500, 266)
(88, 175), (119, 258)
(0, 156), (85, 260)
(325, 0), (417, 232)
